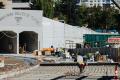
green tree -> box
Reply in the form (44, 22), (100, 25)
(75, 6), (88, 26)
(82, 6), (119, 30)
(114, 14), (120, 32)
(97, 7), (119, 30)
(54, 0), (79, 25)
(31, 0), (54, 18)
(31, 0), (120, 32)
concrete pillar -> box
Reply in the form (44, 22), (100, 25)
(40, 25), (43, 49)
(38, 38), (40, 50)
(17, 33), (19, 54)
(38, 34), (41, 50)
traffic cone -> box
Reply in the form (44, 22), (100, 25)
(114, 65), (118, 80)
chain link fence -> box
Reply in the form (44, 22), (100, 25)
(40, 63), (81, 76)
(68, 47), (120, 62)
(40, 63), (120, 79)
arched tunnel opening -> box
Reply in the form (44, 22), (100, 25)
(0, 31), (17, 53)
(19, 31), (38, 53)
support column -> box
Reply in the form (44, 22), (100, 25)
(38, 35), (39, 50)
(40, 25), (43, 50)
(38, 34), (41, 50)
(17, 33), (19, 54)
(38, 40), (40, 50)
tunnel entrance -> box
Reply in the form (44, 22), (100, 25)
(0, 31), (17, 53)
(19, 31), (38, 53)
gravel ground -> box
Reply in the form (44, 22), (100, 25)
(0, 56), (37, 75)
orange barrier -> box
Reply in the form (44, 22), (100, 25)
(41, 48), (55, 55)
(41, 48), (54, 52)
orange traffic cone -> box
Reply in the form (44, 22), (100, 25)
(114, 65), (118, 80)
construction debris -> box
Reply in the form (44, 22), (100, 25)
(0, 56), (5, 68)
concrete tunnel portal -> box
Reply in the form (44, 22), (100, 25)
(19, 31), (38, 53)
(0, 31), (17, 53)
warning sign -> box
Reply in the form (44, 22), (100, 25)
(108, 37), (120, 43)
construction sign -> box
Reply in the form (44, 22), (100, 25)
(108, 37), (120, 43)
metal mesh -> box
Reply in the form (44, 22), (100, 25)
(39, 66), (80, 76)
(83, 65), (115, 76)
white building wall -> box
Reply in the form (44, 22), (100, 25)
(0, 9), (98, 53)
(42, 17), (64, 48)
(0, 9), (43, 53)
(42, 17), (98, 49)
(53, 21), (64, 48)
(42, 17), (82, 49)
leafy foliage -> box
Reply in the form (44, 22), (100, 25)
(54, 0), (79, 25)
(31, 0), (120, 32)
(31, 0), (54, 18)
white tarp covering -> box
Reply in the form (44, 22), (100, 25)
(42, 17), (98, 48)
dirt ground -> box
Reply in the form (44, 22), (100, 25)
(0, 56), (29, 74)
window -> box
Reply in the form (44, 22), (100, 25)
(90, 0), (93, 2)
(103, 0), (105, 2)
(90, 4), (93, 5)
(98, 3), (100, 6)
(12, 0), (29, 3)
(106, 0), (110, 4)
(81, 0), (88, 2)
(106, 0), (110, 1)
